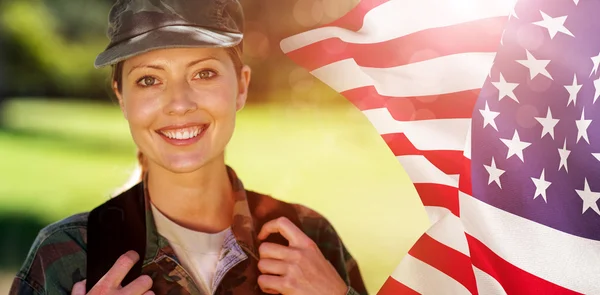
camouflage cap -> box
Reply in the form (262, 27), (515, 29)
(94, 0), (244, 68)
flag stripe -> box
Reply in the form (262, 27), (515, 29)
(280, 0), (515, 53)
(325, 0), (389, 32)
(466, 235), (581, 295)
(310, 52), (496, 96)
(460, 192), (600, 294)
(408, 234), (478, 295)
(376, 277), (420, 295)
(417, 184), (460, 217)
(383, 133), (468, 175)
(397, 155), (459, 188)
(472, 266), (508, 295)
(343, 87), (480, 120)
(391, 254), (471, 295)
(286, 16), (506, 72)
(422, 206), (469, 255)
(364, 108), (471, 150)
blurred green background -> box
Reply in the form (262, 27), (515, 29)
(0, 0), (429, 293)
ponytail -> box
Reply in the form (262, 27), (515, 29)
(110, 149), (146, 198)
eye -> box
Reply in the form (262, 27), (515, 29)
(195, 70), (217, 80)
(136, 76), (159, 87)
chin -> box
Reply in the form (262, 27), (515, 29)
(163, 159), (207, 174)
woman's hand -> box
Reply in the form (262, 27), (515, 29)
(257, 217), (349, 295)
(71, 251), (154, 295)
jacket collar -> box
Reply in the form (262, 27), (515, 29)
(136, 165), (260, 265)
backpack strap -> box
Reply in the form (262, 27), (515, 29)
(86, 183), (146, 292)
(245, 190), (302, 247)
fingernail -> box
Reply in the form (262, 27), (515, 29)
(126, 250), (139, 260)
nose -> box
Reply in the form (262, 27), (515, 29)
(164, 80), (198, 116)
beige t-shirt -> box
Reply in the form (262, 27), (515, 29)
(150, 203), (229, 294)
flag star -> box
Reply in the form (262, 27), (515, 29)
(531, 169), (551, 202)
(591, 52), (600, 77)
(558, 139), (571, 173)
(532, 11), (574, 39)
(565, 74), (582, 107)
(535, 107), (559, 139)
(594, 78), (600, 104)
(484, 157), (505, 189)
(573, 0), (579, 5)
(480, 101), (500, 131)
(500, 130), (532, 162)
(492, 73), (519, 102)
(575, 108), (592, 144)
(575, 178), (600, 216)
(516, 50), (553, 80)
(593, 153), (600, 162)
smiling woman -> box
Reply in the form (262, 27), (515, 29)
(8, 1), (367, 295)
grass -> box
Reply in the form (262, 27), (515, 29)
(0, 98), (429, 294)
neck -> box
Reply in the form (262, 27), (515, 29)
(146, 153), (234, 233)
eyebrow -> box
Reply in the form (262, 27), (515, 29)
(127, 57), (220, 75)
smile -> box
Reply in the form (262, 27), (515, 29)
(156, 124), (209, 146)
(159, 126), (204, 140)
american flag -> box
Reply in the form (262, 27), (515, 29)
(281, 0), (600, 294)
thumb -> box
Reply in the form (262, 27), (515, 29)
(71, 280), (87, 295)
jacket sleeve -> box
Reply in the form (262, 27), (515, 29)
(9, 277), (42, 295)
(293, 204), (369, 295)
(9, 214), (89, 295)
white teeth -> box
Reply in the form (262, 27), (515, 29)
(161, 126), (204, 140)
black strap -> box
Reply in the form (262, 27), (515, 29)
(86, 184), (146, 292)
(246, 190), (303, 247)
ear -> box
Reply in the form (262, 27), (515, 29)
(113, 81), (127, 120)
(235, 65), (252, 112)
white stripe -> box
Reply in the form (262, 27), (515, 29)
(391, 254), (471, 295)
(463, 125), (472, 160)
(363, 108), (471, 151)
(397, 155), (459, 188)
(310, 53), (496, 97)
(460, 192), (600, 294)
(280, 0), (514, 53)
(424, 206), (470, 256)
(473, 266), (507, 295)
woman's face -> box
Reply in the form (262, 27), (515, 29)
(114, 47), (251, 173)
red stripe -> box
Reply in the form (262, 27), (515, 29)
(416, 183), (460, 217)
(466, 234), (581, 295)
(377, 277), (420, 295)
(382, 133), (466, 175)
(325, 0), (389, 32)
(342, 87), (480, 120)
(459, 158), (473, 196)
(287, 16), (507, 71)
(409, 234), (478, 295)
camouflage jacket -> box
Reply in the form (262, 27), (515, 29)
(9, 167), (367, 295)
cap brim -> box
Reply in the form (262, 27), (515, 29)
(94, 25), (242, 68)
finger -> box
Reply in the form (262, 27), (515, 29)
(257, 217), (312, 247)
(71, 280), (86, 295)
(120, 275), (153, 294)
(257, 274), (286, 294)
(258, 242), (299, 261)
(100, 250), (140, 287)
(258, 258), (289, 275)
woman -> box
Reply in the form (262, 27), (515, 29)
(9, 0), (367, 295)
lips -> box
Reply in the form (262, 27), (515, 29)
(156, 124), (209, 145)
